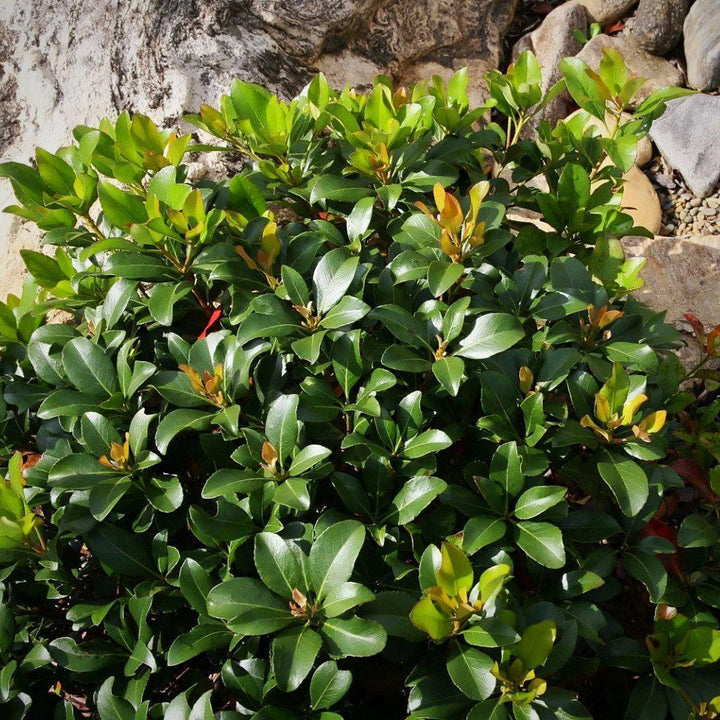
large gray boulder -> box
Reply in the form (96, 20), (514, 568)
(684, 0), (720, 90)
(649, 95), (720, 199)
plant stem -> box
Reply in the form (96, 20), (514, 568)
(81, 213), (106, 240)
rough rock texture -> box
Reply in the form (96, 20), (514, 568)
(683, 0), (720, 90)
(380, 0), (519, 107)
(649, 95), (720, 199)
(0, 0), (314, 299)
(622, 166), (662, 234)
(250, 0), (377, 62)
(576, 35), (684, 106)
(512, 1), (588, 129)
(0, 0), (519, 299)
(622, 235), (720, 326)
(576, 0), (637, 23)
(624, 0), (688, 56)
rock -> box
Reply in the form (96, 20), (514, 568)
(251, 0), (376, 62)
(683, 0), (720, 90)
(392, 0), (519, 106)
(576, 35), (684, 107)
(565, 108), (653, 167)
(511, 1), (588, 128)
(622, 234), (720, 326)
(576, 0), (636, 23)
(624, 0), (688, 56)
(649, 95), (720, 199)
(622, 166), (662, 234)
(314, 51), (383, 93)
(635, 136), (653, 168)
(0, 0), (519, 300)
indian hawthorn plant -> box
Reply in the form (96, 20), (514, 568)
(0, 49), (719, 719)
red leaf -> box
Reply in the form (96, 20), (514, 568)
(707, 325), (720, 356)
(670, 458), (718, 509)
(683, 313), (705, 345)
(198, 308), (223, 339)
(641, 518), (682, 578)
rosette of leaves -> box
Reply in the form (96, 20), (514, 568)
(207, 521), (386, 694)
(0, 47), (719, 720)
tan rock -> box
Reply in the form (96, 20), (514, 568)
(621, 165), (662, 235)
(621, 234), (720, 325)
(576, 35), (684, 107)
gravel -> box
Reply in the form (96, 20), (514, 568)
(644, 156), (720, 237)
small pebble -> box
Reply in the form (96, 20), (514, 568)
(643, 154), (719, 238)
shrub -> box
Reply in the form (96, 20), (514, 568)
(0, 49), (718, 719)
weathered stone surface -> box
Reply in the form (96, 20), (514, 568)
(683, 0), (720, 90)
(0, 0), (316, 298)
(621, 166), (662, 234)
(576, 35), (684, 107)
(649, 95), (720, 199)
(622, 234), (720, 326)
(512, 1), (588, 129)
(251, 0), (376, 62)
(0, 0), (519, 300)
(383, 0), (519, 107)
(576, 0), (637, 23)
(624, 0), (688, 56)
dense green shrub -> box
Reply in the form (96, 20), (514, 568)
(0, 49), (719, 719)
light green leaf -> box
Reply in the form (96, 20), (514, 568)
(265, 394), (300, 463)
(254, 533), (303, 598)
(446, 644), (495, 701)
(514, 485), (566, 520)
(515, 521), (565, 569)
(516, 620), (556, 670)
(456, 313), (524, 360)
(206, 578), (294, 635)
(320, 616), (387, 658)
(62, 337), (118, 397)
(402, 429), (452, 459)
(310, 661), (352, 710)
(155, 409), (216, 454)
(384, 475), (447, 525)
(463, 515), (506, 554)
(432, 356), (465, 396)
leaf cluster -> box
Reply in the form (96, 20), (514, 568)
(0, 51), (717, 720)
